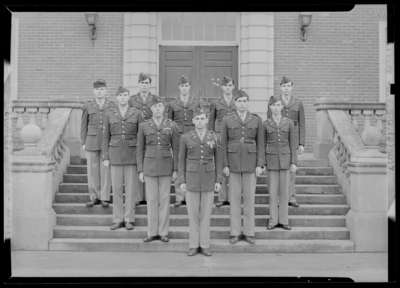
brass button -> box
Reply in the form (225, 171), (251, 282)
(123, 131), (125, 133)
(201, 150), (203, 153)
(201, 145), (203, 147)
(201, 156), (203, 158)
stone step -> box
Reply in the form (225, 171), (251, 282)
(55, 193), (347, 205)
(63, 174), (337, 185)
(69, 156), (330, 168)
(53, 225), (350, 240)
(56, 214), (346, 227)
(59, 183), (342, 194)
(66, 165), (334, 176)
(49, 238), (355, 253)
(52, 203), (350, 216)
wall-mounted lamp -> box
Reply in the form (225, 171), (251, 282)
(85, 13), (98, 41)
(299, 12), (312, 42)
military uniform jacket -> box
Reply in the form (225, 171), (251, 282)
(220, 111), (265, 173)
(263, 117), (297, 170)
(128, 91), (156, 120)
(267, 95), (305, 147)
(81, 98), (115, 151)
(178, 130), (224, 192)
(136, 117), (180, 177)
(168, 97), (201, 135)
(102, 106), (143, 165)
(208, 97), (237, 133)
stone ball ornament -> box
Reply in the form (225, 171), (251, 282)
(361, 126), (381, 146)
(20, 124), (42, 146)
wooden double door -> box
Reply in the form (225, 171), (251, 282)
(159, 46), (238, 102)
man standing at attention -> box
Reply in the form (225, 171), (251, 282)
(102, 87), (143, 230)
(208, 76), (237, 208)
(178, 108), (223, 256)
(267, 76), (305, 208)
(168, 75), (201, 207)
(220, 90), (265, 245)
(128, 72), (156, 207)
(137, 97), (180, 243)
(81, 79), (113, 208)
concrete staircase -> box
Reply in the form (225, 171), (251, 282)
(49, 154), (355, 253)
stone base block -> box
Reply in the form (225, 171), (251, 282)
(11, 210), (56, 251)
(346, 210), (388, 252)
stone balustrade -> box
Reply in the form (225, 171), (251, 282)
(313, 97), (387, 252)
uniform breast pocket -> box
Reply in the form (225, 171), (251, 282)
(292, 110), (299, 119)
(88, 110), (97, 122)
(187, 144), (199, 158)
(228, 125), (239, 137)
(216, 107), (225, 119)
(110, 120), (119, 133)
(144, 131), (155, 144)
(266, 130), (276, 142)
(280, 129), (289, 141)
(127, 120), (138, 133)
(161, 129), (172, 142)
(188, 108), (196, 118)
(248, 125), (258, 138)
(173, 108), (183, 120)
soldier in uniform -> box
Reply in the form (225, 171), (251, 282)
(102, 87), (143, 230)
(178, 108), (223, 257)
(128, 72), (156, 207)
(267, 76), (305, 208)
(220, 90), (265, 245)
(264, 96), (298, 230)
(137, 97), (180, 243)
(168, 75), (201, 207)
(81, 79), (113, 208)
(208, 75), (237, 208)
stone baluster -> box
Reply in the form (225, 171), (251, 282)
(26, 108), (38, 126)
(332, 132), (340, 156)
(336, 141), (344, 162)
(14, 108), (25, 136)
(350, 110), (361, 132)
(57, 138), (64, 159)
(53, 144), (61, 171)
(339, 146), (347, 167)
(375, 110), (386, 133)
(362, 110), (373, 130)
(39, 108), (50, 130)
(361, 110), (382, 148)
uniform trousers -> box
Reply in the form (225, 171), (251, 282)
(174, 178), (185, 202)
(110, 164), (137, 223)
(186, 190), (214, 249)
(217, 174), (229, 202)
(86, 150), (111, 201)
(136, 180), (146, 202)
(229, 172), (256, 237)
(267, 169), (290, 226)
(289, 171), (296, 203)
(145, 176), (171, 237)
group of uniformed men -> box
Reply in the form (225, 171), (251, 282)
(81, 73), (305, 257)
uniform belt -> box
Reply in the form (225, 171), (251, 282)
(147, 144), (171, 150)
(229, 138), (255, 144)
(188, 159), (212, 165)
(115, 135), (135, 140)
(88, 125), (103, 129)
(267, 142), (289, 147)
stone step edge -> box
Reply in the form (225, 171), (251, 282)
(63, 173), (336, 178)
(59, 183), (342, 187)
(56, 192), (345, 197)
(57, 214), (347, 219)
(48, 238), (355, 253)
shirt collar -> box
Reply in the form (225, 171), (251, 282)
(140, 91), (149, 98)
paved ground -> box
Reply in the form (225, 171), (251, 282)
(10, 251), (388, 282)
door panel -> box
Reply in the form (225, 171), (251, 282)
(159, 46), (238, 106)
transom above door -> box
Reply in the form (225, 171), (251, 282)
(159, 46), (238, 103)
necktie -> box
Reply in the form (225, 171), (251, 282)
(284, 97), (289, 105)
(142, 95), (146, 103)
(240, 114), (245, 121)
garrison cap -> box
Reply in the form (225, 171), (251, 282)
(221, 75), (234, 85)
(150, 96), (163, 107)
(268, 95), (282, 106)
(93, 79), (107, 88)
(116, 87), (129, 95)
(234, 89), (249, 101)
(178, 75), (190, 85)
(193, 108), (207, 118)
(280, 76), (293, 85)
(138, 72), (151, 83)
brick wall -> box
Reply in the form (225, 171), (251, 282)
(274, 5), (383, 152)
(17, 12), (124, 102)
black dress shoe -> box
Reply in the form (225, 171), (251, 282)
(267, 224), (278, 230)
(230, 235), (240, 244)
(125, 222), (134, 230)
(174, 201), (183, 207)
(110, 222), (124, 230)
(187, 247), (199, 256)
(101, 200), (109, 207)
(279, 224), (292, 230)
(143, 235), (159, 242)
(159, 236), (169, 242)
(289, 202), (299, 207)
(181, 201), (186, 205)
(135, 200), (147, 206)
(86, 198), (100, 207)
(201, 248), (212, 256)
(244, 235), (255, 244)
(215, 201), (229, 207)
